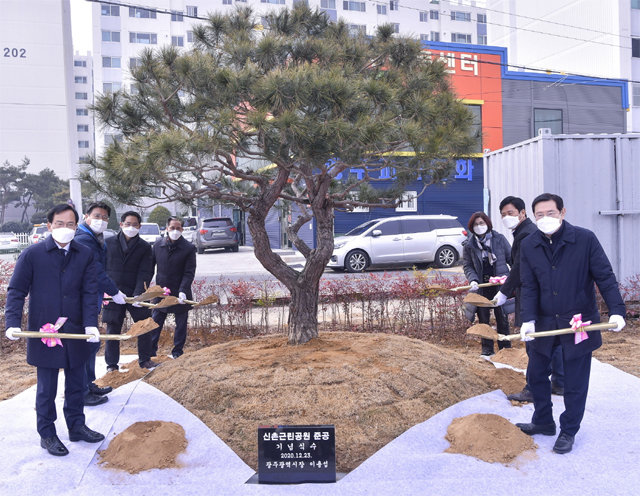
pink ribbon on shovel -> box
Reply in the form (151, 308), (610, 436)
(102, 292), (110, 306)
(40, 317), (68, 348)
(162, 287), (171, 296)
(489, 275), (507, 285)
(570, 313), (591, 345)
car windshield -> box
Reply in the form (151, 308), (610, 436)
(140, 224), (160, 235)
(344, 221), (378, 236)
(203, 219), (232, 228)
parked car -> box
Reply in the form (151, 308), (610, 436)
(139, 223), (162, 246)
(182, 225), (197, 243)
(29, 224), (49, 245)
(195, 217), (239, 254)
(327, 215), (467, 273)
(0, 232), (22, 252)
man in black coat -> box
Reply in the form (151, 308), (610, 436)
(516, 193), (626, 454)
(150, 216), (197, 359)
(103, 211), (156, 370)
(493, 196), (564, 402)
(5, 204), (105, 456)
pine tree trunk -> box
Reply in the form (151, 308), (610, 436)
(288, 283), (319, 345)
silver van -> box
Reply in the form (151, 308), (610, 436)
(327, 215), (467, 272)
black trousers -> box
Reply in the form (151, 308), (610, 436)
(36, 365), (85, 438)
(150, 310), (188, 357)
(105, 315), (154, 366)
(529, 341), (592, 436)
(477, 284), (510, 353)
(83, 341), (100, 396)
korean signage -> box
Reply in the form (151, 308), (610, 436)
(257, 425), (336, 484)
(424, 51), (479, 76)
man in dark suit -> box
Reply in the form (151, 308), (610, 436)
(493, 196), (564, 402)
(5, 204), (106, 456)
(103, 211), (156, 370)
(516, 193), (626, 454)
(150, 216), (197, 359)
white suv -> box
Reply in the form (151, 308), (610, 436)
(328, 215), (467, 272)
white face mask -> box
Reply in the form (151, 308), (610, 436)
(474, 224), (488, 236)
(502, 215), (520, 230)
(51, 227), (75, 244)
(537, 216), (562, 235)
(122, 226), (139, 238)
(168, 230), (182, 241)
(89, 218), (108, 234)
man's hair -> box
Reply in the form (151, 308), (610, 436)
(467, 211), (492, 233)
(121, 211), (141, 223)
(532, 193), (564, 212)
(499, 196), (525, 213)
(47, 204), (79, 224)
(86, 201), (112, 216)
(166, 216), (183, 227)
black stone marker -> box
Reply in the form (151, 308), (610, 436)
(257, 425), (336, 484)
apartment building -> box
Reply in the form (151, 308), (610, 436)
(72, 52), (95, 163)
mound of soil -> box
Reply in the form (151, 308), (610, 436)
(445, 413), (537, 464)
(491, 347), (529, 370)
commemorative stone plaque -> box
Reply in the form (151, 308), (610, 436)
(257, 425), (336, 484)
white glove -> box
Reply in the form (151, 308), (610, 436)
(608, 315), (626, 332)
(178, 292), (187, 304)
(111, 291), (127, 305)
(520, 321), (535, 342)
(5, 327), (20, 341)
(85, 326), (100, 343)
(492, 291), (508, 307)
(469, 281), (479, 292)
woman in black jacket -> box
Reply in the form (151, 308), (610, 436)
(463, 211), (512, 356)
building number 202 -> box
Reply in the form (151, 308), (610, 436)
(3, 47), (27, 58)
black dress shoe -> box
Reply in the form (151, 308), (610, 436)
(106, 365), (119, 373)
(41, 435), (69, 456)
(84, 392), (108, 406)
(139, 359), (159, 369)
(69, 425), (105, 443)
(515, 422), (556, 436)
(507, 388), (534, 402)
(89, 382), (112, 395)
(553, 432), (575, 454)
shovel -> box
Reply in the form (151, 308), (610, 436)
(184, 294), (219, 307)
(463, 292), (496, 308)
(12, 331), (132, 341)
(103, 285), (169, 305)
(452, 282), (503, 292)
(498, 322), (617, 341)
(122, 317), (158, 337)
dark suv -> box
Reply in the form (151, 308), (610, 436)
(195, 217), (239, 254)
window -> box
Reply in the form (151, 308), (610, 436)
(76, 108), (88, 116)
(171, 10), (183, 22)
(478, 35), (487, 45)
(343, 1), (366, 12)
(420, 11), (428, 22)
(633, 0), (640, 8)
(322, 0), (336, 7)
(104, 134), (123, 145)
(74, 76), (87, 84)
(634, 84), (640, 106)
(129, 7), (156, 18)
(477, 13), (487, 23)
(261, 0), (285, 4)
(186, 5), (198, 16)
(430, 31), (440, 41)
(377, 5), (387, 15)
(534, 109), (563, 136)
(450, 11), (471, 22)
(103, 82), (121, 93)
(403, 219), (432, 234)
(75, 92), (88, 100)
(347, 24), (366, 36)
(187, 31), (194, 43)
(389, 0), (398, 10)
(420, 33), (429, 41)
(74, 60), (86, 67)
(348, 193), (369, 213)
(396, 191), (418, 212)
(77, 124), (89, 132)
(376, 220), (401, 235)
(430, 10), (439, 19)
(101, 4), (119, 16)
(129, 57), (142, 69)
(430, 0), (439, 3)
(466, 105), (482, 153)
(130, 32), (157, 44)
(78, 141), (90, 148)
(102, 56), (121, 68)
(101, 30), (120, 42)
(223, 0), (232, 4)
(451, 33), (472, 43)
(172, 36), (184, 47)
(392, 23), (399, 33)
(633, 38), (640, 58)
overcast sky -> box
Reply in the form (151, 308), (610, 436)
(70, 0), (92, 54)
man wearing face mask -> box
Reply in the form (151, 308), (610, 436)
(5, 204), (105, 456)
(75, 201), (127, 406)
(103, 211), (156, 371)
(494, 196), (564, 402)
(516, 193), (626, 454)
(149, 216), (197, 359)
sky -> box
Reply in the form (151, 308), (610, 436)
(70, 0), (93, 54)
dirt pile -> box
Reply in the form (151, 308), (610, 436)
(475, 367), (526, 396)
(445, 413), (537, 463)
(491, 347), (529, 370)
(98, 421), (187, 473)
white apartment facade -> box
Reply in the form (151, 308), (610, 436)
(487, 0), (639, 132)
(73, 52), (95, 163)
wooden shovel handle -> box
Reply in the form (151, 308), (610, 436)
(13, 331), (132, 341)
(103, 296), (156, 308)
(452, 282), (501, 292)
(499, 322), (617, 341)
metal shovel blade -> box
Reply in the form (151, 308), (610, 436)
(123, 317), (158, 337)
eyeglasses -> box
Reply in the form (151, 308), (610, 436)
(52, 221), (77, 229)
(122, 222), (140, 228)
(89, 213), (109, 221)
(534, 210), (560, 220)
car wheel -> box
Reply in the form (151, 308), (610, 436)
(345, 250), (369, 273)
(231, 245), (239, 252)
(197, 246), (204, 254)
(434, 245), (457, 268)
